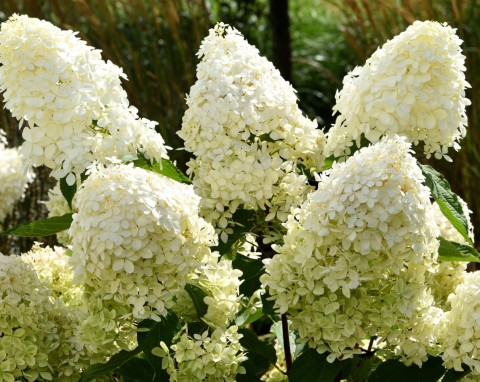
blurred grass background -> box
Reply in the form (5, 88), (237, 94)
(0, 0), (478, 254)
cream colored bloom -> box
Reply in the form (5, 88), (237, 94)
(22, 244), (112, 380)
(69, 163), (217, 322)
(0, 14), (168, 183)
(262, 136), (439, 361)
(179, 23), (325, 239)
(156, 326), (247, 382)
(442, 271), (480, 375)
(326, 21), (470, 160)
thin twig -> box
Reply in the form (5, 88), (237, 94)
(281, 313), (293, 373)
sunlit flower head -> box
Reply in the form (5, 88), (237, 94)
(262, 136), (439, 361)
(0, 14), (168, 184)
(326, 21), (470, 161)
(179, 23), (325, 239)
(69, 163), (217, 321)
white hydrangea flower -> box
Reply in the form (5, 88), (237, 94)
(178, 23), (325, 239)
(0, 14), (168, 183)
(0, 253), (56, 382)
(173, 254), (242, 330)
(388, 287), (446, 366)
(325, 21), (470, 160)
(21, 244), (113, 380)
(69, 163), (217, 322)
(262, 136), (439, 361)
(427, 261), (467, 309)
(442, 271), (480, 375)
(0, 144), (34, 224)
(155, 326), (247, 382)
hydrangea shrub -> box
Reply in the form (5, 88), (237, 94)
(0, 14), (479, 382)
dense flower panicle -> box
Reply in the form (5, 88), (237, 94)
(22, 244), (81, 305)
(428, 261), (467, 309)
(0, 253), (56, 382)
(0, 145), (34, 224)
(0, 14), (168, 183)
(21, 244), (112, 380)
(262, 136), (439, 361)
(442, 271), (480, 375)
(154, 326), (247, 382)
(69, 163), (218, 322)
(172, 255), (243, 329)
(197, 256), (243, 329)
(178, 23), (325, 238)
(387, 287), (446, 366)
(325, 21), (470, 160)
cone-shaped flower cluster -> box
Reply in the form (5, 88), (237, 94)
(0, 14), (168, 184)
(262, 136), (439, 361)
(69, 163), (218, 322)
(325, 21), (470, 160)
(178, 23), (325, 240)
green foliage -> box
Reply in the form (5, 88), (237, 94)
(0, 214), (73, 237)
(59, 176), (77, 209)
(289, 348), (351, 382)
(133, 155), (191, 184)
(185, 283), (209, 319)
(438, 237), (480, 263)
(232, 254), (265, 296)
(420, 164), (472, 245)
(79, 348), (143, 382)
(213, 209), (256, 255)
(238, 328), (277, 376)
(117, 358), (157, 382)
(368, 357), (451, 382)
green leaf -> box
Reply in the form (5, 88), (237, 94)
(368, 356), (445, 382)
(137, 312), (180, 381)
(239, 328), (277, 375)
(213, 209), (256, 255)
(138, 311), (180, 351)
(134, 156), (191, 184)
(233, 254), (265, 296)
(117, 358), (155, 382)
(59, 176), (76, 209)
(184, 284), (209, 319)
(320, 155), (335, 172)
(438, 237), (480, 263)
(79, 348), (142, 382)
(420, 164), (472, 245)
(0, 214), (73, 237)
(235, 307), (264, 327)
(261, 290), (277, 317)
(289, 348), (348, 382)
